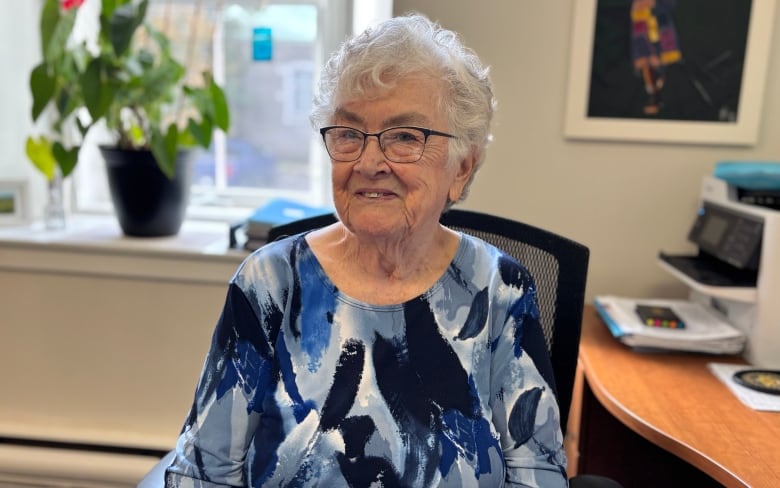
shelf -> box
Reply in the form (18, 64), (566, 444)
(0, 215), (246, 284)
(657, 258), (757, 304)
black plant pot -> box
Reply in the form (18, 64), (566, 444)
(101, 147), (195, 237)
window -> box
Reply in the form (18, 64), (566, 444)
(73, 0), (392, 220)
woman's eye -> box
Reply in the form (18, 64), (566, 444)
(388, 130), (421, 143)
(334, 129), (361, 141)
(342, 130), (362, 140)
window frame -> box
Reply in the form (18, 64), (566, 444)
(11, 0), (391, 224)
(69, 0), (392, 223)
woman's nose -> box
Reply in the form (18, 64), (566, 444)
(356, 136), (390, 173)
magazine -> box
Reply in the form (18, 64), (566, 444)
(593, 295), (746, 354)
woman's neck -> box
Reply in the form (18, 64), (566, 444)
(307, 223), (461, 304)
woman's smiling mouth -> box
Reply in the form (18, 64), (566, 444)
(359, 191), (394, 198)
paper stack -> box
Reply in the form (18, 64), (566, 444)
(593, 295), (746, 354)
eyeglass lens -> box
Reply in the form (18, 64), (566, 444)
(323, 127), (428, 163)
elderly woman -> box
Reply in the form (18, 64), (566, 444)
(165, 13), (567, 487)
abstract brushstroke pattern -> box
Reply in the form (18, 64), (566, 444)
(165, 233), (567, 487)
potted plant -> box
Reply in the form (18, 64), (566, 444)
(25, 0), (230, 236)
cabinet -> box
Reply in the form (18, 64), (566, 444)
(0, 218), (245, 486)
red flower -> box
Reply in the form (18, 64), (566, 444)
(61, 0), (85, 10)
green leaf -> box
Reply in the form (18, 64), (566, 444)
(136, 61), (184, 103)
(81, 58), (109, 120)
(164, 123), (179, 158)
(150, 125), (177, 179)
(101, 0), (120, 19)
(209, 79), (230, 131)
(147, 23), (172, 53)
(52, 142), (80, 177)
(25, 136), (56, 181)
(44, 5), (77, 64)
(39, 0), (60, 60)
(108, 0), (147, 57)
(127, 123), (145, 146)
(186, 117), (212, 148)
(30, 63), (55, 121)
(54, 89), (74, 123)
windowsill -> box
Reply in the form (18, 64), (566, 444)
(0, 214), (248, 284)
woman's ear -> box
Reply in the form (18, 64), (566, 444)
(448, 149), (479, 203)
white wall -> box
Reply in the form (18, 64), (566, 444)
(394, 0), (780, 301)
(4, 1), (779, 302)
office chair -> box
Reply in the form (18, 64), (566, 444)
(139, 209), (611, 487)
(439, 209), (588, 432)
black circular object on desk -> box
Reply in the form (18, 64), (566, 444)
(733, 369), (780, 395)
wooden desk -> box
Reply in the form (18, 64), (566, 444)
(570, 306), (780, 488)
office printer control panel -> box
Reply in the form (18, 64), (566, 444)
(688, 202), (763, 270)
(659, 202), (762, 288)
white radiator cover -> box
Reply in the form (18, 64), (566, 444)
(0, 219), (243, 488)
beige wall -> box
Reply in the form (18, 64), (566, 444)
(394, 0), (780, 301)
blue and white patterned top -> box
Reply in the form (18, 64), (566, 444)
(165, 232), (567, 487)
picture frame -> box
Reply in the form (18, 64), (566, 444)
(0, 180), (29, 226)
(564, 0), (776, 146)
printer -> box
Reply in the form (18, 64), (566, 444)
(659, 175), (780, 368)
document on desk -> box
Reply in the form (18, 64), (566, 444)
(593, 295), (746, 354)
(708, 363), (780, 411)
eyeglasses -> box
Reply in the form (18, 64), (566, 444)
(319, 126), (456, 163)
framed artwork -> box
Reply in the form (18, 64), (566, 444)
(0, 180), (29, 226)
(564, 0), (776, 145)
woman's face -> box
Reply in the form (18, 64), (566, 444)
(329, 76), (474, 241)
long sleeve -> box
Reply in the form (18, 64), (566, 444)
(165, 283), (272, 487)
(488, 270), (569, 487)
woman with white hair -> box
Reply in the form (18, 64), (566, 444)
(165, 13), (577, 487)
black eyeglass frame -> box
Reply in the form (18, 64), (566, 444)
(319, 125), (457, 163)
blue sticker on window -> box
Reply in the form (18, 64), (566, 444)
(253, 27), (273, 61)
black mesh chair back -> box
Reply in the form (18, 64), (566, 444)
(439, 209), (589, 431)
(268, 208), (590, 431)
(266, 212), (339, 241)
